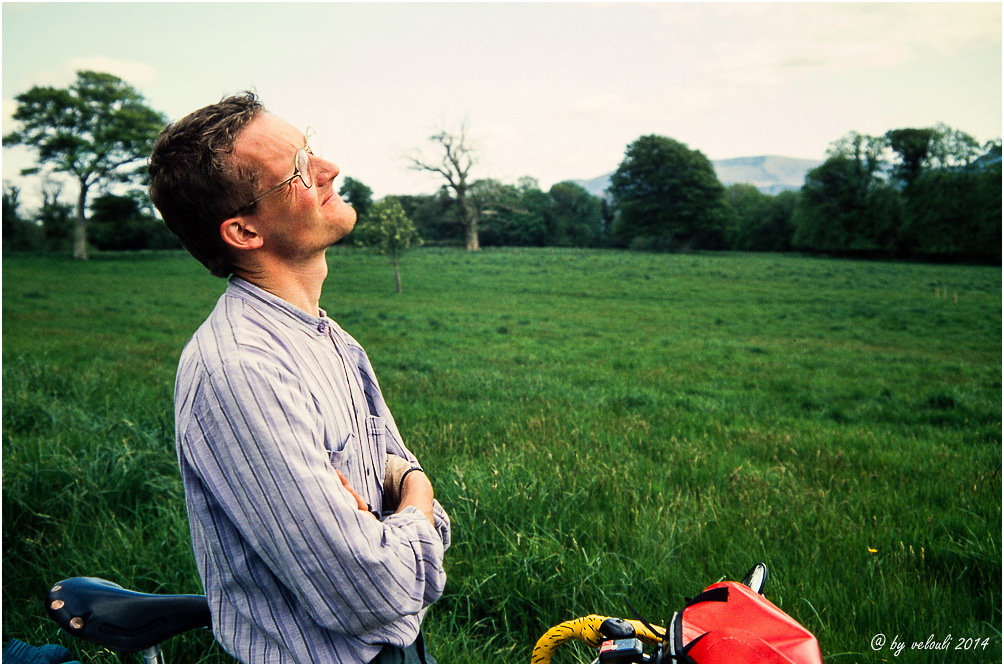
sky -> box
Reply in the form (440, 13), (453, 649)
(2, 1), (1002, 207)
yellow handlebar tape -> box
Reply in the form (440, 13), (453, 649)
(530, 615), (665, 664)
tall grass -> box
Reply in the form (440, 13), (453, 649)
(3, 248), (1000, 663)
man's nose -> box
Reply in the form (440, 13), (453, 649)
(310, 154), (339, 185)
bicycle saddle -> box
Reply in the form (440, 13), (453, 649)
(46, 577), (211, 652)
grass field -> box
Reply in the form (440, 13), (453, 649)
(2, 247), (1001, 664)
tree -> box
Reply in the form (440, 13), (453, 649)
(886, 128), (939, 188)
(724, 185), (797, 252)
(88, 190), (180, 251)
(2, 183), (21, 242)
(792, 156), (903, 254)
(900, 155), (1001, 261)
(470, 178), (521, 246)
(793, 125), (999, 260)
(514, 180), (550, 247)
(546, 181), (605, 247)
(397, 190), (459, 243)
(792, 130), (905, 255)
(927, 123), (985, 169)
(37, 178), (76, 252)
(338, 176), (374, 225)
(825, 131), (889, 189)
(884, 125), (999, 260)
(352, 197), (423, 293)
(608, 134), (728, 251)
(406, 121), (479, 251)
(724, 183), (766, 249)
(2, 182), (44, 252)
(2, 70), (167, 260)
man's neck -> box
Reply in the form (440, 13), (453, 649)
(233, 253), (329, 316)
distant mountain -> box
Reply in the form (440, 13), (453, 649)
(713, 156), (823, 194)
(571, 155), (823, 197)
(571, 173), (618, 198)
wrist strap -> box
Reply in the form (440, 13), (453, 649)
(398, 467), (424, 499)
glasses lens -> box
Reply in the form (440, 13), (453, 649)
(297, 148), (312, 188)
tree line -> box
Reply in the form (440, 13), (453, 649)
(3, 184), (180, 254)
(393, 123), (1000, 263)
(4, 70), (1000, 264)
(790, 128), (1001, 261)
(346, 123), (1001, 264)
(341, 175), (611, 250)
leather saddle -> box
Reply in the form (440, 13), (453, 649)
(46, 577), (211, 652)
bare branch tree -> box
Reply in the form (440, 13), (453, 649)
(406, 121), (480, 250)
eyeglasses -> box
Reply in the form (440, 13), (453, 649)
(233, 140), (314, 216)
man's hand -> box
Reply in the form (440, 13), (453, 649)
(336, 470), (376, 519)
(384, 454), (435, 527)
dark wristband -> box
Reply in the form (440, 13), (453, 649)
(398, 467), (425, 500)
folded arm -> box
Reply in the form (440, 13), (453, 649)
(181, 358), (447, 636)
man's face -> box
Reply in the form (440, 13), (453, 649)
(232, 112), (357, 260)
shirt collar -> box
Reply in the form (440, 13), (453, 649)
(227, 276), (331, 335)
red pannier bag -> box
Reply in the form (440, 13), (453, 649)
(662, 581), (822, 664)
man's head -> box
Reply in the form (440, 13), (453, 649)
(150, 93), (357, 278)
(222, 112), (356, 267)
(149, 92), (264, 277)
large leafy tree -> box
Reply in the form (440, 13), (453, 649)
(3, 70), (167, 260)
(609, 134), (728, 250)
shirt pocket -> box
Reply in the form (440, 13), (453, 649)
(325, 430), (353, 468)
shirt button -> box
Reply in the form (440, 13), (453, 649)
(317, 323), (326, 333)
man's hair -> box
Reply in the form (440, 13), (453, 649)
(148, 92), (265, 277)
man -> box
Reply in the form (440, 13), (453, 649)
(148, 92), (450, 663)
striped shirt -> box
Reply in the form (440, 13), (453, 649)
(174, 277), (450, 663)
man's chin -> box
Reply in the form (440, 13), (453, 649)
(329, 221), (356, 247)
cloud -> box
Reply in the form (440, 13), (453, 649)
(6, 56), (160, 96)
(648, 2), (1000, 78)
(66, 56), (158, 86)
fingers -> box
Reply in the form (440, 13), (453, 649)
(336, 470), (369, 512)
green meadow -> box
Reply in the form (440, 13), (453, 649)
(3, 248), (1001, 663)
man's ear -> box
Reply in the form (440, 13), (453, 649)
(220, 215), (263, 251)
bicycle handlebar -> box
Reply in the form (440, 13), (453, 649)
(531, 615), (664, 664)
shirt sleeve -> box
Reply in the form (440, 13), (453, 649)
(180, 355), (447, 636)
